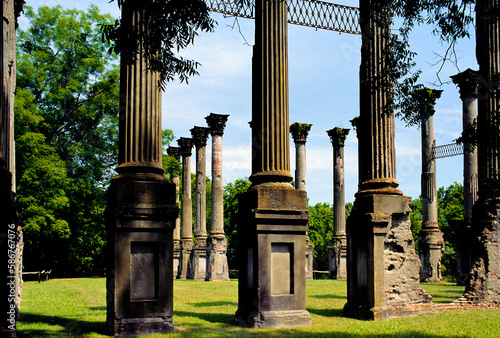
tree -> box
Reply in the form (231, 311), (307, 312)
(103, 0), (216, 88)
(15, 5), (119, 275)
(223, 177), (251, 270)
(308, 203), (335, 271)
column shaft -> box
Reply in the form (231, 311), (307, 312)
(250, 0), (291, 184)
(211, 133), (223, 235)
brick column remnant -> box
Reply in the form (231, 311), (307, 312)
(418, 88), (445, 284)
(167, 146), (182, 278)
(290, 122), (313, 280)
(236, 0), (311, 328)
(463, 0), (500, 304)
(177, 137), (194, 280)
(189, 126), (210, 280)
(106, 1), (178, 335)
(343, 0), (431, 320)
(327, 128), (349, 280)
(205, 113), (230, 281)
(451, 69), (479, 285)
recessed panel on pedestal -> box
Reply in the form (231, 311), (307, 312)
(271, 243), (294, 295)
(130, 242), (158, 302)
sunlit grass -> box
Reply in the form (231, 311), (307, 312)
(17, 278), (500, 337)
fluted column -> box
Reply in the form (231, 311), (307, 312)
(327, 128), (349, 280)
(205, 113), (230, 281)
(418, 89), (444, 284)
(189, 126), (210, 280)
(106, 0), (177, 334)
(344, 0), (429, 320)
(290, 122), (313, 280)
(451, 69), (478, 284)
(177, 137), (194, 280)
(250, 0), (292, 185)
(236, 0), (311, 328)
(464, 0), (500, 304)
(167, 146), (182, 278)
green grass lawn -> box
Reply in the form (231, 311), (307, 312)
(17, 278), (500, 337)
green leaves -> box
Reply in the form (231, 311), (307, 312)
(15, 5), (119, 275)
(103, 0), (216, 89)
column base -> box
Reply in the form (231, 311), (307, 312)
(235, 309), (311, 328)
(179, 240), (194, 280)
(189, 238), (207, 280)
(112, 317), (176, 336)
(418, 229), (445, 283)
(344, 193), (431, 320)
(173, 240), (181, 279)
(206, 235), (230, 281)
(106, 173), (178, 336)
(237, 184), (311, 328)
(463, 199), (500, 303)
(305, 241), (314, 280)
(328, 244), (347, 280)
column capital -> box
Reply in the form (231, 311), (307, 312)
(166, 146), (181, 161)
(290, 122), (312, 142)
(190, 126), (210, 147)
(416, 87), (443, 119)
(177, 138), (193, 157)
(450, 68), (479, 100)
(206, 113), (229, 136)
(327, 128), (350, 147)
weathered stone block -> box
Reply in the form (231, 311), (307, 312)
(236, 184), (311, 328)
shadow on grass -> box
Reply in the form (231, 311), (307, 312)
(175, 310), (235, 325)
(309, 294), (346, 300)
(17, 313), (106, 337)
(191, 301), (237, 307)
(89, 306), (106, 311)
(307, 307), (344, 318)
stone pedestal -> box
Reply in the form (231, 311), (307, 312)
(206, 113), (230, 281)
(236, 185), (311, 328)
(463, 0), (500, 304)
(451, 69), (479, 285)
(418, 89), (444, 284)
(236, 0), (310, 328)
(178, 137), (194, 280)
(344, 0), (430, 320)
(106, 175), (178, 336)
(327, 127), (350, 280)
(106, 2), (177, 335)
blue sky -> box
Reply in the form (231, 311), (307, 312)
(19, 1), (475, 205)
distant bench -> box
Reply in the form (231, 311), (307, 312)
(22, 270), (52, 283)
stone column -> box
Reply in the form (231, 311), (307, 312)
(236, 0), (311, 328)
(451, 69), (479, 285)
(189, 126), (210, 280)
(463, 0), (500, 304)
(167, 146), (182, 278)
(106, 1), (178, 335)
(205, 113), (230, 281)
(290, 122), (313, 280)
(418, 89), (445, 284)
(0, 0), (20, 336)
(177, 137), (194, 280)
(343, 0), (430, 320)
(327, 128), (349, 280)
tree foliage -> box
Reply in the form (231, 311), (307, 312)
(102, 0), (216, 88)
(15, 5), (119, 275)
(307, 203), (334, 271)
(389, 1), (475, 126)
(223, 177), (251, 270)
